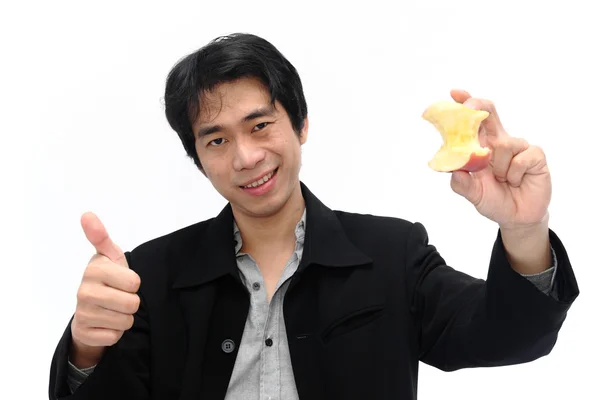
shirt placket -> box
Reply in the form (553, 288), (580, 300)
(260, 249), (300, 400)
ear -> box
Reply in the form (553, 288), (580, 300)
(299, 117), (309, 145)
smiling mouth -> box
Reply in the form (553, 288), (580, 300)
(240, 168), (278, 189)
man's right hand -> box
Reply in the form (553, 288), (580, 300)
(70, 212), (141, 368)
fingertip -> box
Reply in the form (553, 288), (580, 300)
(129, 272), (142, 293)
(81, 212), (109, 247)
(80, 211), (91, 224)
(450, 88), (471, 103)
(81, 211), (99, 229)
(81, 211), (98, 232)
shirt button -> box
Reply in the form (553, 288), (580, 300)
(252, 282), (261, 291)
(222, 339), (235, 353)
(265, 338), (273, 347)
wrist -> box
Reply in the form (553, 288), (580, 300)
(70, 338), (105, 369)
(500, 213), (551, 275)
(499, 210), (550, 233)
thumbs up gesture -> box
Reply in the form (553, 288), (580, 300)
(70, 212), (141, 367)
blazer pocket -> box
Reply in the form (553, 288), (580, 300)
(320, 305), (384, 344)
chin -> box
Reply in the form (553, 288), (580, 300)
(229, 196), (283, 218)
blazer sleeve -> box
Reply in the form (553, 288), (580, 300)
(48, 252), (151, 400)
(405, 222), (579, 372)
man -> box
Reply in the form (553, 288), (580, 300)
(48, 33), (579, 400)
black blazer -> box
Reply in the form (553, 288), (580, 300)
(49, 183), (579, 399)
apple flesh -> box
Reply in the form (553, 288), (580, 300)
(422, 100), (491, 172)
(427, 146), (490, 172)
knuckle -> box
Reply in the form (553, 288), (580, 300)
(497, 138), (511, 149)
(71, 321), (83, 338)
(532, 144), (545, 157)
(77, 286), (94, 303)
(85, 261), (106, 280)
(106, 330), (122, 345)
(128, 272), (141, 292)
(124, 315), (135, 330)
(513, 157), (528, 168)
(73, 326), (93, 346)
(466, 98), (482, 110)
(125, 294), (140, 314)
(74, 308), (90, 324)
(87, 253), (100, 265)
(477, 98), (494, 111)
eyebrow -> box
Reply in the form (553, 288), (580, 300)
(196, 104), (277, 137)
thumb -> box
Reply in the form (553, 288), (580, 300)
(81, 212), (128, 267)
(450, 171), (480, 205)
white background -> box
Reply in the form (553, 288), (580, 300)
(3, 0), (599, 398)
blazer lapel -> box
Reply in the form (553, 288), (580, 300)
(172, 203), (241, 289)
(171, 203), (250, 399)
(294, 182), (372, 274)
(283, 182), (375, 399)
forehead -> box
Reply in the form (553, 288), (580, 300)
(195, 77), (274, 126)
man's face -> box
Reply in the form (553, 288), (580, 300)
(193, 77), (308, 218)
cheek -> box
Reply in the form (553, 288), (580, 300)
(276, 135), (299, 156)
(201, 155), (229, 183)
(205, 164), (227, 181)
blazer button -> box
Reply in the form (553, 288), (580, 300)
(222, 339), (235, 353)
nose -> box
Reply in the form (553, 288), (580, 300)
(232, 137), (266, 171)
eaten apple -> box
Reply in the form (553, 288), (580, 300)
(422, 100), (491, 172)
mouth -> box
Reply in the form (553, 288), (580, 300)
(239, 168), (278, 189)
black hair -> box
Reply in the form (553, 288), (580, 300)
(164, 32), (308, 170)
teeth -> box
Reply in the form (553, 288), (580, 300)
(245, 171), (274, 188)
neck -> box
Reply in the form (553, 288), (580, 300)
(233, 183), (305, 253)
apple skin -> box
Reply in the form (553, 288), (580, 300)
(455, 151), (491, 172)
(428, 148), (491, 173)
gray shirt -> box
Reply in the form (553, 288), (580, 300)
(224, 209), (306, 400)
(67, 210), (557, 398)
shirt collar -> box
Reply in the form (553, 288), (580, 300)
(172, 182), (371, 290)
(233, 208), (307, 255)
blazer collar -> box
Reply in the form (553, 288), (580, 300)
(172, 181), (372, 289)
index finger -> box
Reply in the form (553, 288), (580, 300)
(99, 262), (141, 294)
(450, 89), (508, 139)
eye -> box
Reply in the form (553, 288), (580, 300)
(253, 122), (270, 132)
(209, 138), (227, 147)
